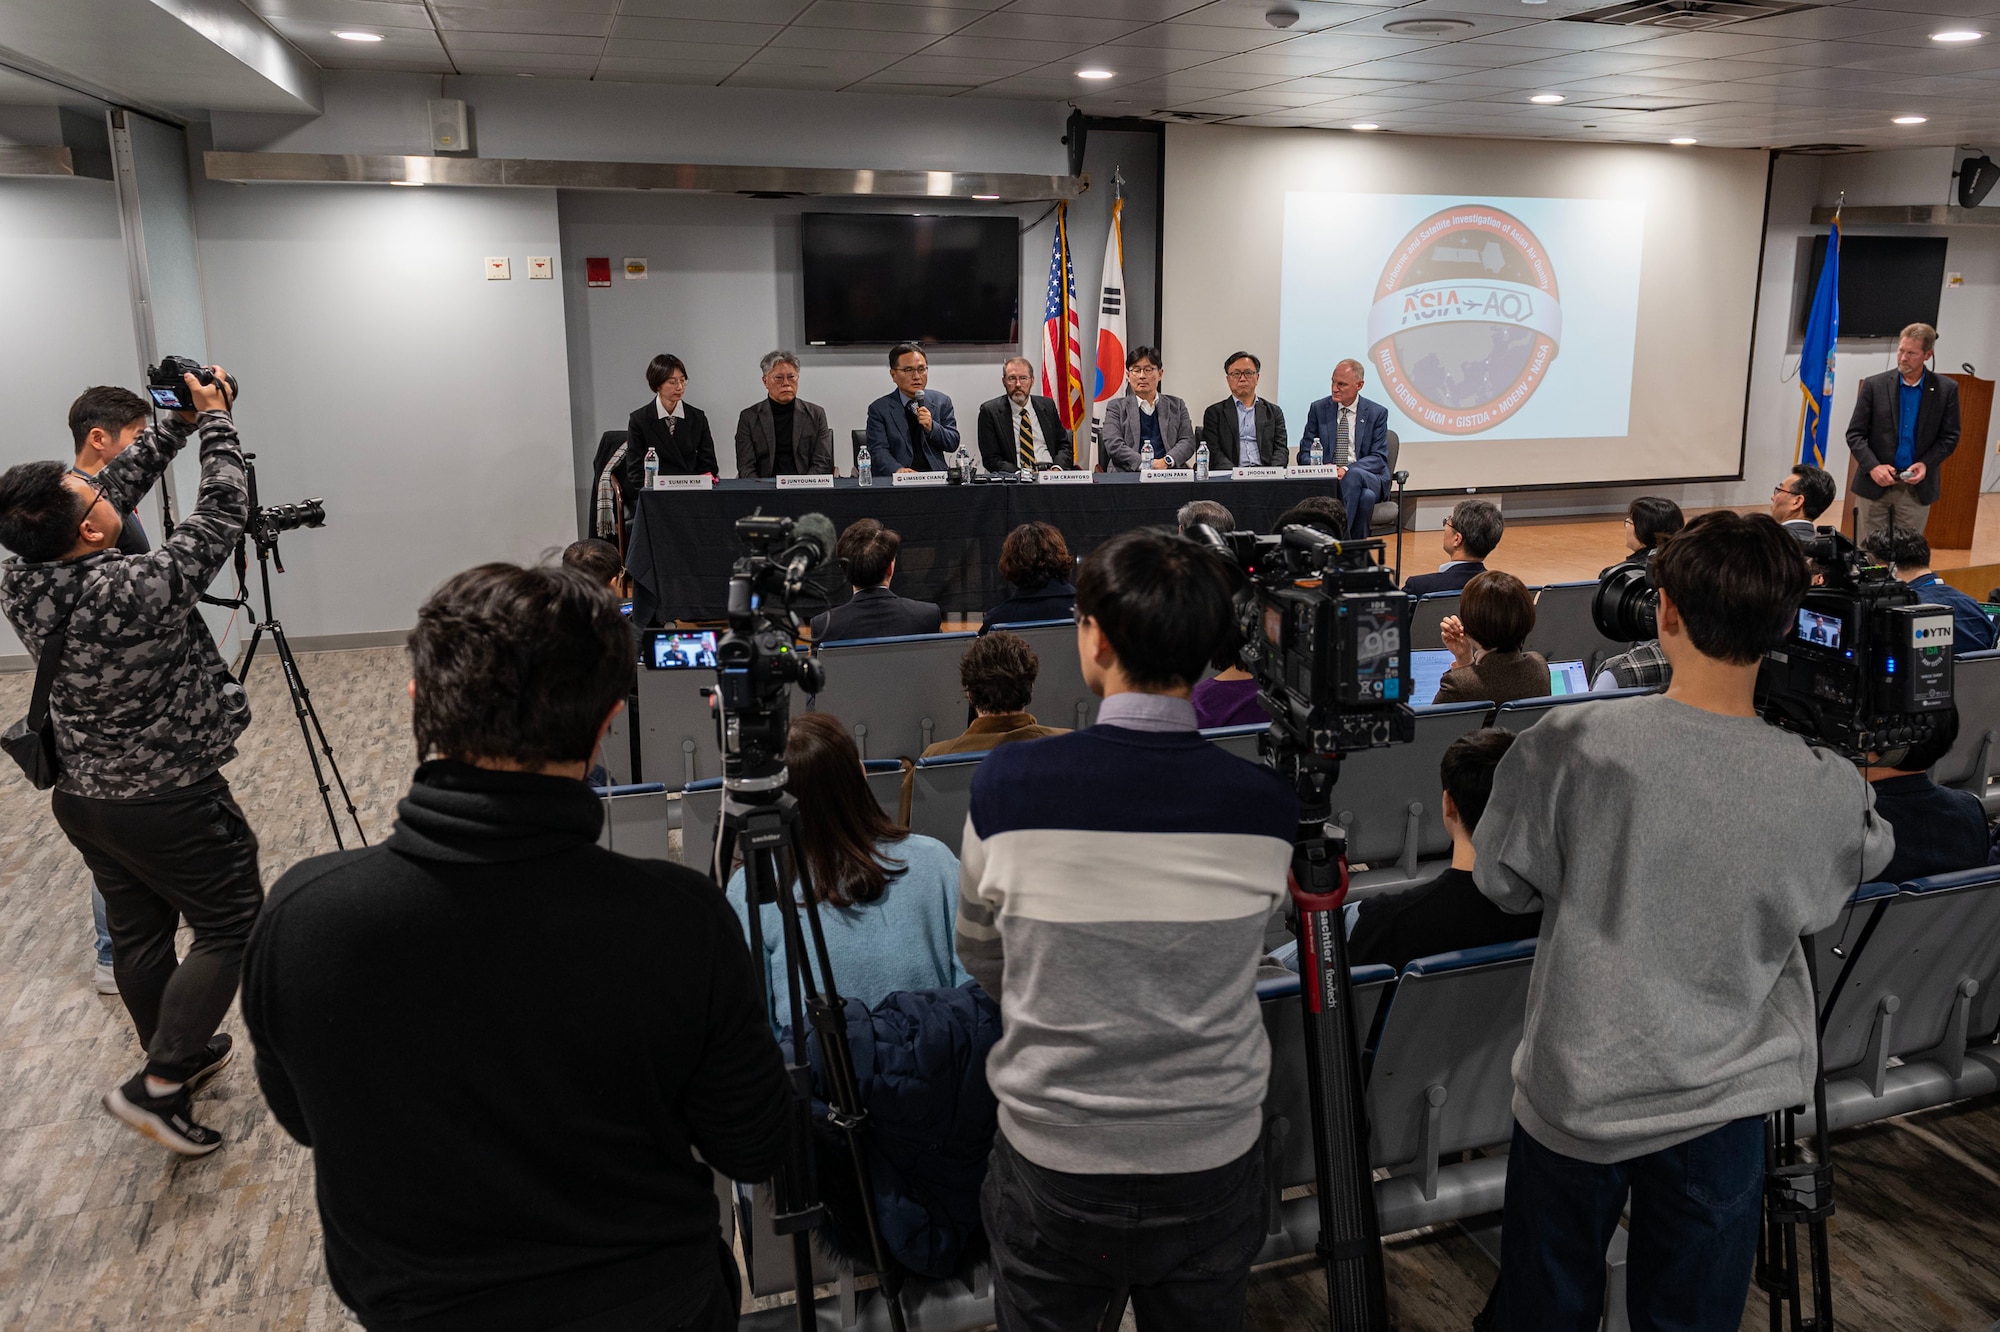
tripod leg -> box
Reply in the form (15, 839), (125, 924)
(236, 623), (266, 687)
(267, 621), (368, 846)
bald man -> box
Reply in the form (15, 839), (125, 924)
(1298, 359), (1392, 538)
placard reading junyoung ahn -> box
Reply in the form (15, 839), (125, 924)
(1279, 193), (1645, 444)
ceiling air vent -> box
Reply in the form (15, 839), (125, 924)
(1151, 110), (1234, 123)
(1566, 0), (1814, 30)
(1781, 142), (1868, 154)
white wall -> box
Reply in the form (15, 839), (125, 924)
(192, 178), (576, 641)
(0, 177), (142, 662)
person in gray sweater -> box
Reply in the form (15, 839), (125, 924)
(1474, 511), (1893, 1332)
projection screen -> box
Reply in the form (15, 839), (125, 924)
(1162, 125), (1770, 492)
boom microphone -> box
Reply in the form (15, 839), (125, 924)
(784, 512), (841, 592)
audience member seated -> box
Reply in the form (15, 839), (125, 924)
(809, 519), (943, 642)
(1176, 498), (1236, 536)
(730, 713), (967, 1026)
(1100, 345), (1195, 471)
(978, 358), (1073, 472)
(958, 527), (1297, 1327)
(734, 349), (834, 477)
(1403, 499), (1503, 598)
(867, 342), (959, 474)
(1274, 495), (1347, 541)
(1770, 463), (1836, 539)
(1863, 705), (1993, 883)
(1199, 351), (1288, 469)
(242, 563), (789, 1332)
(982, 521), (1076, 630)
(1476, 511), (1890, 1332)
(1191, 630), (1268, 730)
(1592, 638), (1670, 693)
(923, 632), (1070, 757)
(1608, 495), (1682, 571)
(1862, 526), (1997, 654)
(624, 353), (718, 484)
(560, 537), (627, 599)
(1347, 729), (1538, 971)
(1435, 571), (1548, 706)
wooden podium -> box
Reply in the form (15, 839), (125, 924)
(1837, 371), (1992, 550)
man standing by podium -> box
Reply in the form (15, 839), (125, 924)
(1846, 322), (1959, 538)
(1298, 359), (1391, 538)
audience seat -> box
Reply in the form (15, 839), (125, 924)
(795, 632), (980, 760)
(594, 783), (673, 859)
(1007, 618), (1099, 730)
(1332, 701), (1492, 892)
(678, 762), (905, 871)
(1929, 648), (2000, 814)
(1527, 580), (1627, 674)
(1203, 721), (1269, 764)
(906, 752), (982, 855)
(1412, 594), (1460, 652)
(636, 666), (722, 791)
(1491, 685), (1655, 732)
(849, 428), (867, 477)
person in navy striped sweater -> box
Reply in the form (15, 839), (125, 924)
(956, 528), (1300, 1332)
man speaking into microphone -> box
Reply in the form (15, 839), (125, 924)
(866, 342), (960, 474)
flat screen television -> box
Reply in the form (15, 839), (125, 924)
(802, 213), (1019, 346)
(1802, 235), (1948, 339)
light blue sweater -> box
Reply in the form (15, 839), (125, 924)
(727, 833), (970, 1034)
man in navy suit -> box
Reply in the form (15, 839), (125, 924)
(1297, 359), (1391, 537)
(809, 519), (944, 642)
(866, 342), (961, 474)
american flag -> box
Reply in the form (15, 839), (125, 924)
(1040, 202), (1086, 432)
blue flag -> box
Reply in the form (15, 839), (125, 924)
(1797, 211), (1840, 467)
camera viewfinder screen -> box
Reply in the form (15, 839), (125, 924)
(147, 387), (182, 408)
(647, 631), (717, 671)
(1797, 608), (1843, 651)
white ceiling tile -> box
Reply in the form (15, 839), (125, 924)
(244, 0), (433, 27)
(261, 15), (452, 58)
(453, 52), (605, 72)
(1322, 56), (1484, 76)
(1193, 48), (1350, 72)
(881, 52), (1043, 75)
(1115, 67), (1295, 88)
(924, 33), (1091, 59)
(619, 0), (812, 18)
(1257, 73), (1407, 92)
(1107, 23), (1291, 51)
(1543, 72), (1710, 93)
(765, 26), (936, 51)
(793, 2), (984, 33)
(733, 49), (902, 74)
(956, 10), (1149, 41)
(1846, 0), (2000, 15)
(1724, 6), (1921, 39)
(426, 0), (616, 12)
(1067, 42), (1225, 70)
(439, 30), (604, 54)
(1176, 0), (1397, 31)
(431, 5), (612, 34)
(1643, 57), (1819, 80)
(1379, 40), (1545, 64)
(606, 39), (769, 61)
(593, 59), (739, 81)
(1454, 22), (1658, 50)
(1005, 0), (1212, 16)
(1426, 62), (1574, 85)
(1269, 30), (1454, 58)
(1512, 47), (1699, 73)
(1326, 8), (1541, 39)
(605, 17), (785, 42)
(1587, 29), (1815, 59)
(851, 77), (984, 92)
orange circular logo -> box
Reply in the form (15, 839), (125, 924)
(1366, 205), (1562, 436)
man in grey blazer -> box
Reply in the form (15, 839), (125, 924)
(734, 350), (834, 477)
(1845, 321), (1960, 538)
(1097, 345), (1195, 471)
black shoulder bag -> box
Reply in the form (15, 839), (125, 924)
(2, 617), (72, 790)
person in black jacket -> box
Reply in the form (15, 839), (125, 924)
(1845, 321), (1960, 539)
(810, 519), (943, 642)
(1198, 351), (1288, 469)
(982, 521), (1076, 631)
(1863, 706), (1993, 884)
(242, 563), (790, 1332)
(977, 358), (1073, 471)
(1403, 499), (1503, 598)
(623, 353), (719, 491)
(1347, 728), (1539, 971)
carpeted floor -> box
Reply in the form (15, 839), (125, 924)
(2, 646), (1998, 1330)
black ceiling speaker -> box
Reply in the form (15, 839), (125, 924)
(1958, 154), (1998, 208)
(1064, 108), (1087, 178)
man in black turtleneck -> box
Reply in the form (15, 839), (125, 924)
(242, 563), (790, 1332)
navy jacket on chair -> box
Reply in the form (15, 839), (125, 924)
(866, 389), (960, 473)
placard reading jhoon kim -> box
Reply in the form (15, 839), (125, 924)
(1278, 193), (1644, 445)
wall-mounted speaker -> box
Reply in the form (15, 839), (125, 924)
(429, 98), (469, 154)
(1959, 154), (1998, 209)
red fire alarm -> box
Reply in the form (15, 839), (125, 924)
(586, 257), (611, 288)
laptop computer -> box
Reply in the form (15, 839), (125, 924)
(1410, 648), (1455, 707)
(1548, 659), (1589, 695)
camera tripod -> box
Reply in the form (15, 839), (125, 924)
(712, 785), (908, 1332)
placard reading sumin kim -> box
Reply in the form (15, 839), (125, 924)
(1278, 193), (1644, 445)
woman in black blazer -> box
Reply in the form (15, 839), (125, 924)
(621, 354), (719, 495)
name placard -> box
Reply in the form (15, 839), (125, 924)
(891, 470), (949, 487)
(777, 474), (834, 489)
(1039, 469), (1095, 486)
(1287, 464), (1341, 480)
(1140, 468), (1194, 483)
(653, 474), (713, 491)
(1229, 466), (1287, 481)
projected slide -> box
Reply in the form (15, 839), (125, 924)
(1279, 194), (1645, 444)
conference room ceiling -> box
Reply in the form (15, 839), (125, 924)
(243, 0), (2000, 149)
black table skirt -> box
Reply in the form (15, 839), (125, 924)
(627, 474), (1351, 623)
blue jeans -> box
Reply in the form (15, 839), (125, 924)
(91, 883), (113, 965)
(1494, 1116), (1765, 1332)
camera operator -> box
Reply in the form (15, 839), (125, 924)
(243, 563), (791, 1332)
(1474, 511), (1892, 1331)
(0, 368), (257, 1157)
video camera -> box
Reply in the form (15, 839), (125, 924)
(710, 512), (839, 787)
(1757, 529), (1953, 757)
(145, 355), (239, 413)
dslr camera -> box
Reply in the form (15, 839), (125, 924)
(145, 356), (239, 413)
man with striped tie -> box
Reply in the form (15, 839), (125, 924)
(980, 357), (1074, 473)
(1298, 358), (1392, 538)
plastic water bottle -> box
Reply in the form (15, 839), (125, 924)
(643, 447), (659, 489)
(1194, 443), (1209, 481)
(1140, 441), (1155, 469)
(1307, 436), (1323, 468)
(857, 442), (873, 486)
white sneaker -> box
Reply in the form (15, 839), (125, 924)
(94, 962), (118, 995)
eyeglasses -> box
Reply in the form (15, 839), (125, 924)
(893, 363), (928, 375)
(1226, 368), (1259, 379)
(1072, 607), (1092, 625)
(1772, 483), (1799, 496)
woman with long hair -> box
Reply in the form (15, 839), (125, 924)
(725, 712), (967, 1029)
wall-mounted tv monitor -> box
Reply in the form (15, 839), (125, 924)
(1802, 235), (1948, 339)
(802, 213), (1019, 346)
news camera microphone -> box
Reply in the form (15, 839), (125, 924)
(784, 512), (840, 587)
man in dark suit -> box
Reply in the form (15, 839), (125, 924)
(978, 357), (1073, 471)
(1769, 464), (1835, 540)
(1403, 499), (1503, 598)
(1198, 351), (1288, 469)
(622, 354), (718, 491)
(1845, 321), (1960, 538)
(1296, 358), (1392, 537)
(734, 350), (834, 477)
(866, 342), (960, 474)
(808, 519), (944, 642)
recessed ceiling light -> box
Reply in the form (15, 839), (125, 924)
(1893, 114), (1929, 124)
(333, 30), (383, 41)
(390, 180), (421, 186)
(1351, 122), (1380, 130)
(973, 193), (1000, 200)
(1530, 92), (1566, 104)
(1670, 136), (1697, 144)
(1077, 68), (1114, 80)
(1385, 17), (1475, 34)
(1931, 29), (1985, 42)
(516, 72), (536, 78)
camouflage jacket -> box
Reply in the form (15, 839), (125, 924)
(1, 411), (252, 798)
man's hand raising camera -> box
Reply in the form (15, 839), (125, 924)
(179, 366), (233, 422)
